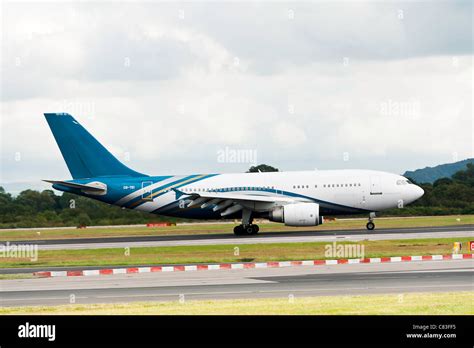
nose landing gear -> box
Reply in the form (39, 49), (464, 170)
(366, 212), (376, 230)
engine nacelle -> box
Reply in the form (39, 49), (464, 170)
(269, 203), (323, 226)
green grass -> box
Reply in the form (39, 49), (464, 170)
(0, 236), (472, 269)
(0, 215), (472, 241)
(1, 292), (472, 315)
(0, 273), (38, 280)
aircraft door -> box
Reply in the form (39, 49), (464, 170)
(369, 176), (383, 195)
(141, 181), (153, 201)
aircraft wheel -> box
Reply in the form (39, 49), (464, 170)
(233, 225), (244, 236)
(235, 224), (259, 236)
(246, 224), (259, 235)
(366, 222), (375, 230)
(245, 225), (254, 235)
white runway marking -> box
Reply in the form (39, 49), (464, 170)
(29, 230), (474, 251)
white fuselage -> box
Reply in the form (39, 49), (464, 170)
(129, 169), (424, 217)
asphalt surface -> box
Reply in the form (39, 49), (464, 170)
(1, 225), (473, 251)
(1, 259), (472, 306)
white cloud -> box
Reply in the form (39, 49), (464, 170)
(272, 121), (307, 147)
(1, 1), (472, 186)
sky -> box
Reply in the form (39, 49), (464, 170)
(1, 1), (473, 194)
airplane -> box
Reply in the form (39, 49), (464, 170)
(43, 113), (424, 235)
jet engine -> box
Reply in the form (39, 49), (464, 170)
(268, 203), (323, 226)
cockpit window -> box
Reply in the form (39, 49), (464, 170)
(397, 179), (413, 185)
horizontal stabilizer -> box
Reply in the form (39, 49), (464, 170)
(43, 180), (106, 193)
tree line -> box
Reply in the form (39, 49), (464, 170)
(383, 163), (474, 216)
(0, 164), (472, 228)
(0, 189), (176, 228)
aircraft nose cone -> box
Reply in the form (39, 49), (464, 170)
(414, 185), (424, 200)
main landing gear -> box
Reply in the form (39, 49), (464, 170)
(366, 212), (376, 230)
(234, 209), (259, 236)
(233, 224), (259, 236)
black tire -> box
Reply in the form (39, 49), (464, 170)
(246, 225), (259, 235)
(235, 224), (259, 236)
(366, 222), (375, 230)
(245, 225), (254, 234)
(233, 225), (244, 236)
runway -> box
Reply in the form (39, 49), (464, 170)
(1, 259), (472, 306)
(2, 225), (473, 250)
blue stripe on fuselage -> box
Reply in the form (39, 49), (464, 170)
(124, 174), (219, 209)
(122, 175), (199, 208)
(149, 186), (370, 218)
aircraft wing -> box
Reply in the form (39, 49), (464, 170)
(172, 188), (306, 216)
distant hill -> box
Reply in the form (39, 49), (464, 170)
(403, 158), (474, 184)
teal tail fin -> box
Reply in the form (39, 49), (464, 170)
(44, 113), (146, 179)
